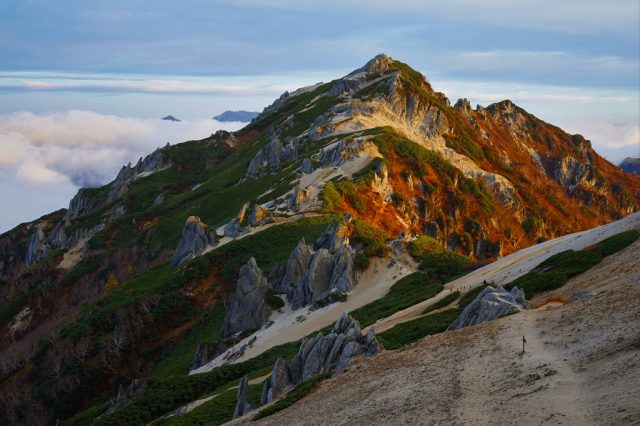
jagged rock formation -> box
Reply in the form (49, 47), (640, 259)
(317, 138), (367, 168)
(270, 238), (313, 294)
(313, 215), (352, 253)
(260, 357), (292, 405)
(221, 258), (273, 339)
(289, 245), (356, 310)
(232, 375), (254, 419)
(24, 225), (49, 267)
(246, 128), (298, 177)
(170, 216), (216, 267)
(268, 216), (356, 310)
(107, 145), (169, 203)
(190, 342), (220, 371)
(260, 313), (380, 405)
(448, 285), (529, 330)
(63, 189), (94, 222)
(105, 379), (148, 415)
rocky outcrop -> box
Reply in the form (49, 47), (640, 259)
(248, 203), (268, 227)
(260, 313), (379, 405)
(221, 258), (273, 339)
(300, 158), (313, 174)
(24, 225), (49, 267)
(290, 313), (379, 381)
(106, 379), (148, 415)
(170, 216), (216, 267)
(317, 139), (366, 168)
(267, 216), (357, 310)
(271, 238), (313, 293)
(107, 145), (169, 203)
(448, 285), (529, 330)
(289, 244), (356, 310)
(260, 357), (292, 405)
(288, 185), (312, 212)
(246, 129), (297, 177)
(63, 189), (94, 222)
(325, 54), (392, 97)
(313, 215), (352, 253)
(221, 203), (250, 238)
(232, 375), (254, 419)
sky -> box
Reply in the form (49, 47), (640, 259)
(0, 0), (639, 232)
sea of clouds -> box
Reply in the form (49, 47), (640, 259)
(0, 110), (244, 232)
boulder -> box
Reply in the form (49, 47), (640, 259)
(221, 258), (273, 339)
(448, 285), (529, 330)
(232, 375), (254, 419)
(170, 216), (216, 267)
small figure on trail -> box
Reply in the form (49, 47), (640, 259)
(522, 336), (527, 353)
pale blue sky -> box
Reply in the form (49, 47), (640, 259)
(0, 0), (639, 232)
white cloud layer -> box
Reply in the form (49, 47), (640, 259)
(0, 110), (244, 232)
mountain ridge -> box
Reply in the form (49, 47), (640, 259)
(1, 54), (639, 425)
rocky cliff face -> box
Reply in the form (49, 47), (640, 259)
(170, 216), (217, 267)
(448, 285), (529, 330)
(221, 258), (273, 339)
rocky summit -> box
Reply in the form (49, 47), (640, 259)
(1, 54), (639, 426)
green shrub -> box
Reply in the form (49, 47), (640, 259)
(354, 252), (370, 271)
(321, 181), (343, 211)
(409, 236), (442, 258)
(418, 251), (471, 283)
(91, 341), (300, 425)
(266, 288), (285, 309)
(377, 308), (461, 350)
(422, 291), (460, 314)
(505, 230), (639, 298)
(350, 272), (443, 328)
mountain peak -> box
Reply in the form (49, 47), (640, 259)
(161, 115), (181, 122)
(213, 110), (259, 123)
(359, 53), (394, 74)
